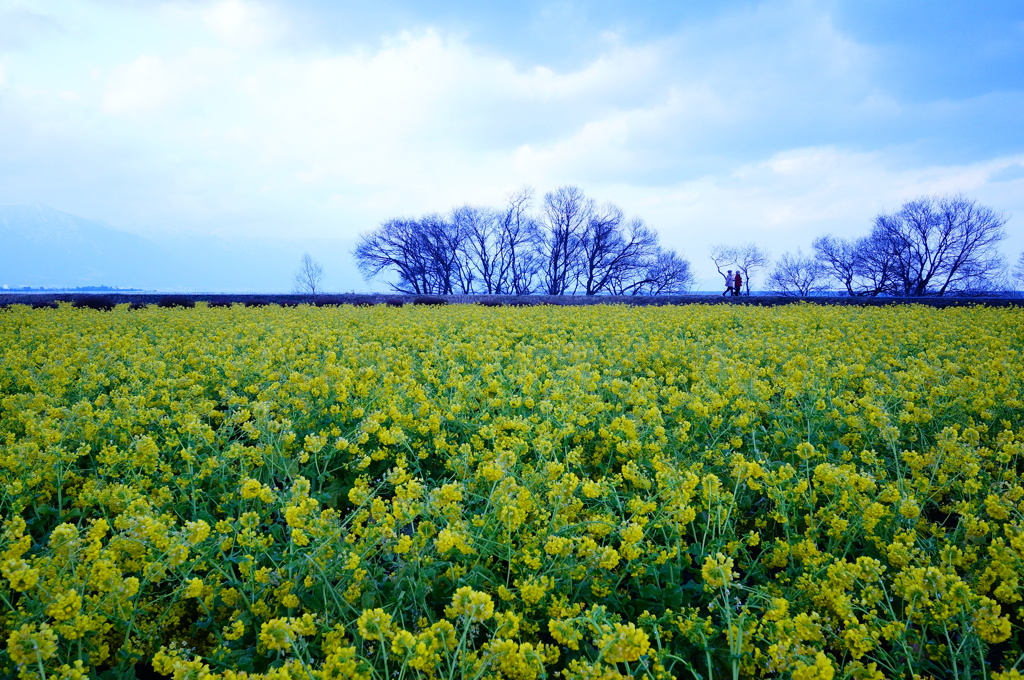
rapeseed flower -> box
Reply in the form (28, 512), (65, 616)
(1, 302), (1021, 679)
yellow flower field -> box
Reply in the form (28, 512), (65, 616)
(1, 302), (1022, 680)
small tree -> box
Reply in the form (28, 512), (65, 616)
(1014, 252), (1024, 291)
(294, 253), (325, 295)
(767, 249), (829, 296)
(709, 243), (770, 294)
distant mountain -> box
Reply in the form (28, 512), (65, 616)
(0, 204), (364, 292)
(0, 204), (168, 288)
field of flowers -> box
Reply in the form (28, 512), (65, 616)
(1, 302), (1023, 680)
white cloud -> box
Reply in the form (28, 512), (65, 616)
(10, 1), (889, 220)
(508, 43), (664, 101)
(201, 0), (283, 49)
(101, 55), (183, 113)
(89, 28), (679, 217)
(511, 85), (729, 183)
(157, 0), (286, 49)
(100, 50), (230, 114)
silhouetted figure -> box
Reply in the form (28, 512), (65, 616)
(733, 271), (742, 296)
(722, 270), (734, 296)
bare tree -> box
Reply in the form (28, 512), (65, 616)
(811, 235), (857, 294)
(708, 244), (735, 293)
(495, 187), (543, 295)
(579, 211), (659, 295)
(354, 218), (432, 293)
(767, 249), (829, 296)
(610, 248), (694, 295)
(578, 203), (624, 295)
(733, 243), (770, 294)
(458, 189), (545, 295)
(354, 215), (472, 294)
(709, 243), (770, 294)
(418, 214), (468, 295)
(871, 194), (1008, 296)
(454, 205), (500, 294)
(540, 186), (594, 295)
(294, 252), (325, 294)
(812, 233), (894, 296)
(539, 187), (670, 296)
(1014, 252), (1024, 291)
(646, 250), (694, 294)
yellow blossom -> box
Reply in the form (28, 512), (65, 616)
(446, 586), (495, 622)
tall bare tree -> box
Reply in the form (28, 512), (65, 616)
(579, 211), (659, 295)
(1014, 252), (1024, 291)
(354, 215), (473, 294)
(454, 205), (500, 294)
(540, 186), (594, 295)
(495, 187), (543, 295)
(871, 194), (1007, 296)
(455, 191), (545, 295)
(294, 252), (325, 294)
(813, 233), (894, 296)
(767, 249), (828, 296)
(418, 214), (468, 295)
(354, 218), (432, 293)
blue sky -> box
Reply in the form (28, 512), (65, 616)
(1, 0), (1022, 290)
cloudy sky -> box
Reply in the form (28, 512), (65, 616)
(1, 0), (1023, 290)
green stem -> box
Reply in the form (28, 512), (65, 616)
(34, 645), (47, 680)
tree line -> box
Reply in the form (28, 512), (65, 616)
(297, 189), (1020, 297)
(696, 194), (1015, 296)
(352, 186), (694, 296)
(768, 194), (1013, 296)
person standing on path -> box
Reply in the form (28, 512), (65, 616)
(722, 270), (734, 296)
(734, 270), (743, 296)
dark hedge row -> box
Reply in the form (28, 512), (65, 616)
(1, 292), (1023, 310)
